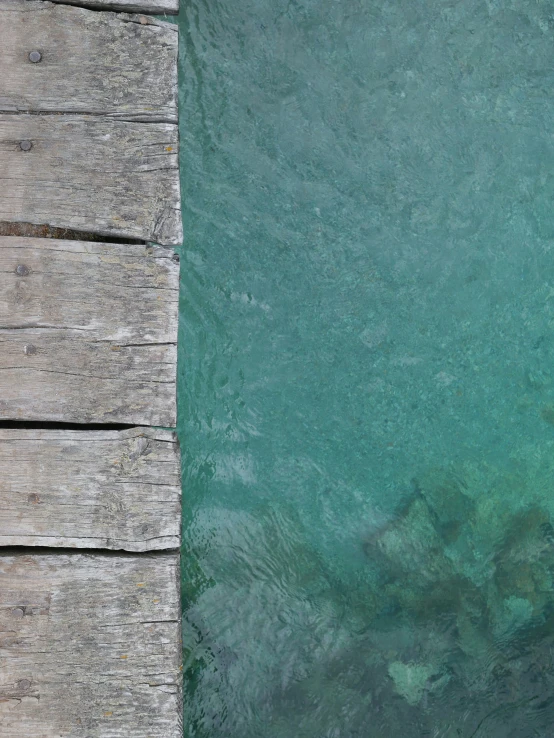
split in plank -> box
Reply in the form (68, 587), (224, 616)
(51, 0), (179, 14)
(0, 114), (182, 246)
(0, 428), (180, 551)
(0, 1), (178, 122)
(0, 236), (178, 426)
(0, 551), (181, 738)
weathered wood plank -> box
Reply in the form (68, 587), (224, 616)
(0, 236), (179, 342)
(0, 329), (176, 425)
(0, 1), (178, 122)
(0, 552), (181, 738)
(0, 428), (180, 551)
(0, 115), (182, 246)
(51, 0), (179, 13)
(0, 236), (177, 425)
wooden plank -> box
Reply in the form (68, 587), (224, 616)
(0, 552), (181, 738)
(0, 237), (178, 426)
(0, 1), (178, 122)
(0, 236), (179, 342)
(50, 0), (179, 13)
(0, 428), (180, 551)
(0, 115), (182, 246)
(0, 329), (177, 425)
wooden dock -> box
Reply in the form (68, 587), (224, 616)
(0, 1), (182, 736)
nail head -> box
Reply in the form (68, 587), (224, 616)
(15, 264), (30, 276)
(24, 344), (37, 356)
(19, 140), (32, 152)
(12, 608), (24, 619)
(29, 51), (42, 63)
(18, 679), (32, 691)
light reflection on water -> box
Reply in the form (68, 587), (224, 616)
(177, 1), (554, 734)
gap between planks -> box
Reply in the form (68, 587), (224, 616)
(50, 0), (179, 14)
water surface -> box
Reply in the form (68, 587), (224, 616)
(177, 1), (554, 735)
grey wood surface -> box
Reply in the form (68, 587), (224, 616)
(0, 1), (178, 122)
(51, 0), (179, 13)
(0, 115), (182, 246)
(0, 237), (178, 426)
(0, 329), (177, 425)
(0, 236), (179, 342)
(0, 428), (181, 551)
(0, 552), (181, 738)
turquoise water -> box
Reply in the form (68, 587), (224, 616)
(176, 1), (554, 735)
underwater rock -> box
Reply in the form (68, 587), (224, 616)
(416, 471), (476, 545)
(494, 596), (534, 639)
(388, 661), (437, 706)
(362, 461), (554, 705)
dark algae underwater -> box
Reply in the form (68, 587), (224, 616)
(177, 1), (554, 735)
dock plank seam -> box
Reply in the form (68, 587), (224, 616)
(50, 0), (179, 13)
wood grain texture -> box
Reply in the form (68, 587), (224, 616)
(0, 115), (182, 246)
(0, 1), (178, 122)
(0, 552), (182, 738)
(0, 237), (178, 425)
(0, 329), (176, 425)
(50, 0), (179, 13)
(0, 236), (179, 342)
(0, 428), (181, 551)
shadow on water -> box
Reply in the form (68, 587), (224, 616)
(175, 0), (554, 735)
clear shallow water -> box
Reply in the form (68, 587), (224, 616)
(175, 1), (554, 735)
